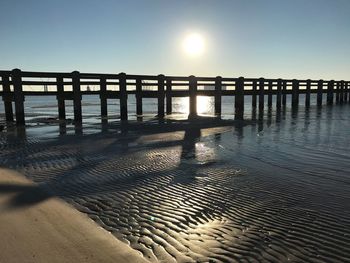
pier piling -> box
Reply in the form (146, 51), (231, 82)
(336, 81), (340, 103)
(268, 80), (273, 107)
(282, 80), (287, 106)
(305, 79), (311, 107)
(344, 81), (348, 102)
(235, 77), (244, 120)
(12, 69), (25, 125)
(327, 80), (334, 105)
(252, 80), (257, 108)
(317, 80), (323, 106)
(72, 71), (82, 122)
(1, 74), (14, 122)
(276, 79), (282, 109)
(136, 78), (142, 116)
(259, 78), (265, 110)
(340, 81), (344, 103)
(157, 74), (165, 118)
(292, 79), (299, 108)
(214, 76), (222, 116)
(100, 77), (108, 117)
(57, 76), (66, 120)
(188, 75), (197, 118)
(166, 79), (172, 115)
(119, 73), (128, 121)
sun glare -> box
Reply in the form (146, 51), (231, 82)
(183, 33), (205, 56)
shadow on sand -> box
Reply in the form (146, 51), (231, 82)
(0, 116), (248, 210)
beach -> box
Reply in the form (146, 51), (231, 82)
(0, 168), (148, 263)
(0, 103), (350, 262)
(2, 0), (350, 261)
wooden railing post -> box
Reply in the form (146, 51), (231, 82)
(268, 80), (273, 107)
(252, 80), (257, 108)
(214, 76), (222, 117)
(56, 75), (66, 120)
(317, 80), (323, 106)
(344, 81), (348, 102)
(276, 78), (282, 109)
(305, 79), (311, 107)
(335, 81), (340, 103)
(100, 77), (107, 117)
(136, 77), (142, 116)
(259, 78), (265, 110)
(1, 73), (14, 122)
(291, 79), (299, 108)
(119, 73), (128, 121)
(188, 75), (197, 118)
(235, 77), (244, 120)
(282, 80), (287, 106)
(157, 74), (165, 118)
(327, 80), (334, 105)
(166, 78), (172, 115)
(340, 80), (344, 103)
(12, 69), (25, 125)
(72, 71), (82, 122)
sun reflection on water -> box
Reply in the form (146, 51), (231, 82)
(173, 96), (214, 115)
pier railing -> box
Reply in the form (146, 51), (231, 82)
(0, 69), (349, 125)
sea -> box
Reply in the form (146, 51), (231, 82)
(0, 93), (323, 124)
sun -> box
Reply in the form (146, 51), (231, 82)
(183, 33), (205, 56)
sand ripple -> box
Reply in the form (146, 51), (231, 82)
(1, 115), (350, 262)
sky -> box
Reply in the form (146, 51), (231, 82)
(0, 0), (350, 80)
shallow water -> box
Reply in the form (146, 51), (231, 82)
(0, 103), (349, 262)
(0, 93), (324, 123)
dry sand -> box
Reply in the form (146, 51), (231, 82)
(0, 168), (148, 263)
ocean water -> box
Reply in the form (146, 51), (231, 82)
(0, 93), (323, 124)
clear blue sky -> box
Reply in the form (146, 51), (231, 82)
(1, 0), (349, 80)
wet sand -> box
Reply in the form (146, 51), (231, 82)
(0, 105), (350, 262)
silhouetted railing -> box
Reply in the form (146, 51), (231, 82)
(0, 69), (349, 125)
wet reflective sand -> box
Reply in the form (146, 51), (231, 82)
(0, 104), (349, 262)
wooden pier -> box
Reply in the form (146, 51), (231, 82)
(0, 69), (349, 125)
